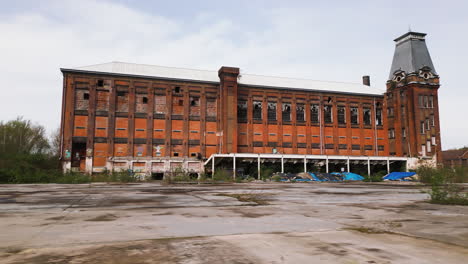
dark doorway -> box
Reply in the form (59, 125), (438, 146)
(71, 142), (86, 171)
(152, 173), (164, 180)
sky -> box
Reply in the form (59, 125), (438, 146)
(0, 0), (467, 150)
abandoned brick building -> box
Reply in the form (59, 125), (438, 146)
(59, 31), (442, 177)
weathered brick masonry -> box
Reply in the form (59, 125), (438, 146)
(59, 32), (442, 176)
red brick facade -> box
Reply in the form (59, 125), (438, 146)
(59, 32), (441, 174)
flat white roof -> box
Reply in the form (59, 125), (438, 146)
(62, 61), (384, 96)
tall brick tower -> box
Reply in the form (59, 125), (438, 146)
(386, 32), (442, 163)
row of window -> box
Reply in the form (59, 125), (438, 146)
(388, 128), (406, 139)
(418, 95), (434, 108)
(420, 116), (435, 134)
(243, 143), (384, 150)
(238, 101), (383, 125)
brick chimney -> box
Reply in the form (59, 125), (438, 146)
(362, 75), (370, 86)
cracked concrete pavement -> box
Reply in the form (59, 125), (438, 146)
(0, 182), (467, 263)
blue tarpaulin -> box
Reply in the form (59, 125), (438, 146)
(383, 172), (416, 180)
(341, 172), (365, 181)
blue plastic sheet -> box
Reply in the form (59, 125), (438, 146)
(383, 172), (416, 180)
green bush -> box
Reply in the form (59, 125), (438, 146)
(271, 175), (281, 182)
(419, 166), (468, 205)
(213, 168), (232, 182)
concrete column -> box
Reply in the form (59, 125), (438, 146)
(281, 155), (284, 173)
(106, 160), (114, 173)
(326, 156), (329, 173)
(146, 161), (152, 178)
(387, 157), (390, 174)
(257, 154), (261, 180)
(233, 154), (236, 180)
(212, 156), (215, 179)
(347, 157), (350, 172)
(85, 157), (93, 175)
(304, 156), (307, 172)
(367, 157), (371, 177)
(62, 161), (71, 172)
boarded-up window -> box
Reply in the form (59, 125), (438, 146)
(207, 99), (217, 118)
(154, 95), (167, 114)
(116, 92), (129, 112)
(75, 90), (89, 110)
(114, 144), (128, 157)
(96, 91), (109, 111)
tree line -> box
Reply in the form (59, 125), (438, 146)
(0, 117), (61, 183)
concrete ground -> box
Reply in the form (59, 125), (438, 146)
(0, 182), (467, 264)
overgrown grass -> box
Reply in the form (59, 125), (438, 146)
(362, 170), (386, 182)
(0, 168), (140, 184)
(417, 166), (468, 205)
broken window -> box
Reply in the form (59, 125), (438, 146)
(376, 108), (383, 126)
(97, 80), (104, 87)
(174, 86), (181, 93)
(83, 93), (89, 100)
(189, 96), (200, 116)
(363, 108), (371, 125)
(190, 97), (200, 106)
(253, 101), (262, 120)
(282, 103), (291, 122)
(351, 107), (358, 125)
(116, 92), (129, 112)
(387, 107), (394, 117)
(337, 106), (346, 124)
(296, 103), (305, 121)
(267, 102), (277, 121)
(237, 100), (247, 121)
(136, 94), (148, 113)
(324, 105), (333, 123)
(310, 104), (319, 123)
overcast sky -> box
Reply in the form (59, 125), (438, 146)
(0, 0), (466, 150)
